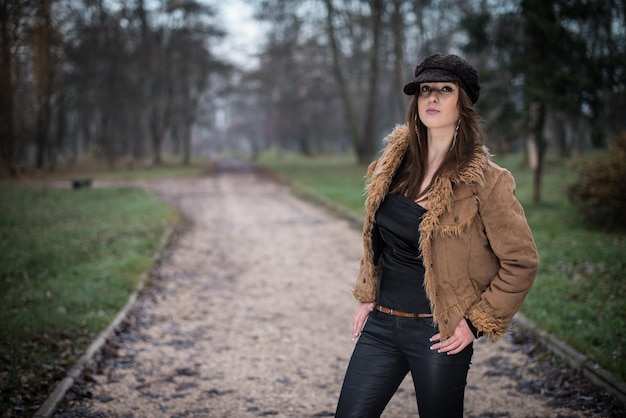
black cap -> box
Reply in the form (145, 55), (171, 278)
(403, 53), (481, 104)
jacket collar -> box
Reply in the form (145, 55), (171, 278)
(365, 124), (490, 221)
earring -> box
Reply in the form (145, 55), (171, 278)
(414, 121), (422, 148)
(451, 119), (460, 149)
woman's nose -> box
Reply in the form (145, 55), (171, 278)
(428, 91), (439, 101)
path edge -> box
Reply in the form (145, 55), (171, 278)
(512, 312), (626, 406)
(32, 224), (179, 418)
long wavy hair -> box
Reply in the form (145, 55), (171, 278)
(390, 84), (486, 201)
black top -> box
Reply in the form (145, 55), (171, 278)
(375, 194), (430, 314)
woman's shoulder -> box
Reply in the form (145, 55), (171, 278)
(484, 159), (514, 183)
(476, 159), (517, 198)
(456, 148), (514, 194)
(466, 145), (512, 181)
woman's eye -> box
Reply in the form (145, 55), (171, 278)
(441, 86), (453, 92)
(420, 86), (431, 93)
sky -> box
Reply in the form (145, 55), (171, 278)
(215, 0), (267, 69)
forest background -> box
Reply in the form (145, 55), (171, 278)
(1, 0), (625, 201)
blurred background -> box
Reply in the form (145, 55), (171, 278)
(1, 0), (624, 175)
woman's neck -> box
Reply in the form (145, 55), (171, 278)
(426, 127), (454, 169)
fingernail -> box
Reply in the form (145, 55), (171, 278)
(437, 350), (441, 353)
(429, 346), (434, 350)
(428, 337), (433, 342)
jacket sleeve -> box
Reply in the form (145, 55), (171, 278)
(352, 158), (381, 303)
(466, 169), (539, 338)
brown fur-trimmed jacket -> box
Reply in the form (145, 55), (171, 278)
(354, 125), (539, 340)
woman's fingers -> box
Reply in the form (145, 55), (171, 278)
(430, 318), (474, 354)
(351, 302), (374, 340)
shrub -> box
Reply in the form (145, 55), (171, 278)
(567, 132), (626, 229)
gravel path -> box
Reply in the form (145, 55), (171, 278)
(55, 160), (623, 417)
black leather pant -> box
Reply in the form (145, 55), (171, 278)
(335, 310), (473, 418)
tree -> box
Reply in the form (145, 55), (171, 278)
(0, 0), (18, 175)
(58, 0), (230, 169)
(248, 0), (347, 157)
(249, 0), (464, 163)
(7, 0), (621, 173)
(520, 0), (626, 202)
(324, 0), (385, 164)
(32, 0), (56, 169)
(165, 0), (228, 165)
(0, 0), (35, 175)
(391, 0), (409, 117)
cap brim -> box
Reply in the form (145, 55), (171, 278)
(403, 68), (462, 95)
(403, 81), (418, 95)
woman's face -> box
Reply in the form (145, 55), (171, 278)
(417, 82), (460, 132)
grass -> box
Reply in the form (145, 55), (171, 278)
(506, 156), (626, 382)
(257, 152), (368, 215)
(0, 183), (179, 414)
(256, 150), (626, 382)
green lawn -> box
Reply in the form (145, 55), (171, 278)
(257, 151), (626, 382)
(0, 183), (179, 414)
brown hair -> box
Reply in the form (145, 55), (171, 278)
(390, 84), (485, 201)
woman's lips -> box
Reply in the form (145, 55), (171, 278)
(426, 109), (439, 115)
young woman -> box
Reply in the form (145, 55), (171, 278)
(335, 53), (539, 418)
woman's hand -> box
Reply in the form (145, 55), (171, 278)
(429, 317), (475, 355)
(352, 302), (375, 340)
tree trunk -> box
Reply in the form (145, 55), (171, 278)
(182, 121), (191, 166)
(0, 0), (15, 175)
(102, 114), (116, 169)
(34, 0), (54, 170)
(323, 0), (362, 161)
(553, 111), (569, 157)
(392, 0), (408, 120)
(522, 0), (551, 204)
(151, 114), (163, 166)
(361, 0), (383, 164)
(526, 101), (545, 203)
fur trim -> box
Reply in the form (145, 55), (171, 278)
(467, 299), (509, 339)
(439, 209), (478, 238)
(354, 125), (410, 302)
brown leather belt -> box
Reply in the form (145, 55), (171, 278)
(375, 305), (433, 318)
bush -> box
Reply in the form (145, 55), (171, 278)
(567, 132), (626, 229)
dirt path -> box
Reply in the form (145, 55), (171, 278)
(56, 161), (620, 417)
